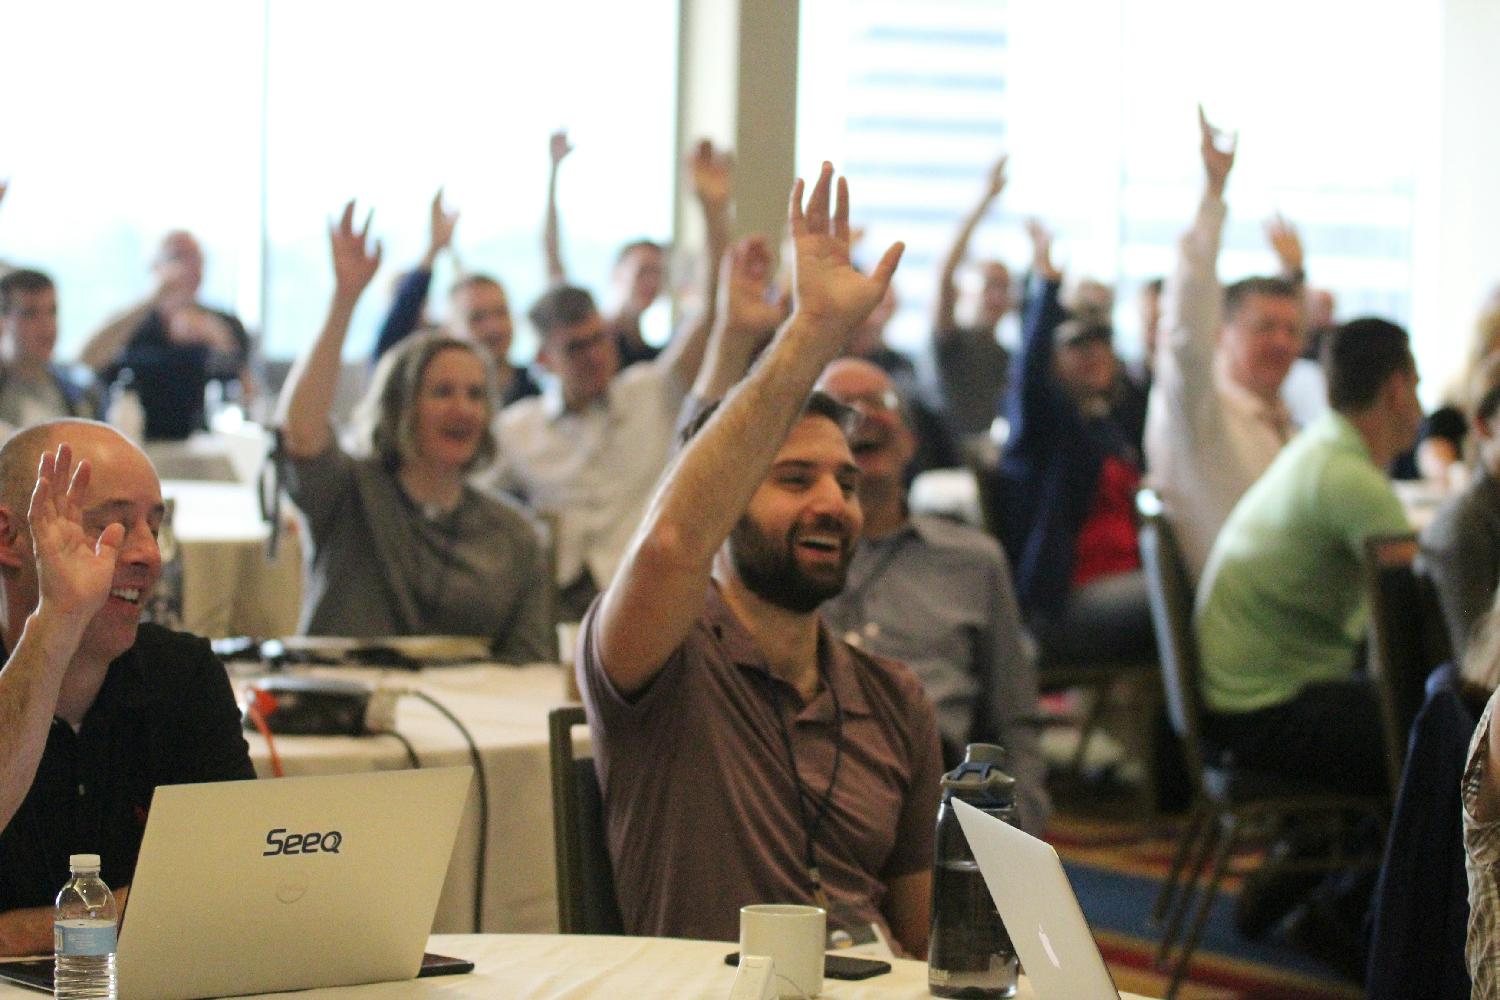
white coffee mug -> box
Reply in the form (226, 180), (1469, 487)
(739, 903), (825, 998)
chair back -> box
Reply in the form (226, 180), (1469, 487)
(1136, 489), (1208, 786)
(1363, 534), (1455, 796)
(966, 447), (1006, 544)
(547, 706), (624, 934)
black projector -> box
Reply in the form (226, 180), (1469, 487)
(241, 675), (398, 736)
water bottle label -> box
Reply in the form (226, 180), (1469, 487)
(54, 920), (116, 957)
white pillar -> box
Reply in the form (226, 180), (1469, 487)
(1412, 0), (1500, 397)
(675, 0), (801, 256)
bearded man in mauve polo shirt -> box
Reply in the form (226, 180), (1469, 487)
(576, 164), (942, 957)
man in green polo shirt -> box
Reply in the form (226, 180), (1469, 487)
(1197, 317), (1422, 796)
(1195, 318), (1421, 962)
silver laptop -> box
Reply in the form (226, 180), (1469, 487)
(113, 766), (473, 1000)
(953, 799), (1121, 1000)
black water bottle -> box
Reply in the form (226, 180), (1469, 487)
(928, 744), (1019, 998)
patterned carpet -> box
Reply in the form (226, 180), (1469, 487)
(1045, 812), (1363, 999)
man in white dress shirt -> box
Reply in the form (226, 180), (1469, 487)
(1144, 107), (1304, 581)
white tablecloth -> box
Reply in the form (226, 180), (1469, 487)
(242, 664), (576, 935)
(145, 426), (269, 484)
(164, 479), (303, 639)
(908, 468), (984, 528)
(0, 934), (1148, 999)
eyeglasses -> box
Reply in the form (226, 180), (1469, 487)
(836, 389), (901, 414)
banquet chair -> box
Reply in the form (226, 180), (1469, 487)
(547, 706), (624, 934)
(971, 453), (1160, 802)
(1362, 534), (1454, 796)
(1136, 489), (1387, 998)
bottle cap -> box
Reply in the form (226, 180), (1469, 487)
(68, 853), (101, 871)
(940, 743), (1017, 807)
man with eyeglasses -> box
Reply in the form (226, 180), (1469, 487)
(483, 284), (708, 621)
(817, 357), (1048, 834)
(483, 142), (732, 621)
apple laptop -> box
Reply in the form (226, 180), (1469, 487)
(952, 798), (1121, 999)
(95, 766), (471, 999)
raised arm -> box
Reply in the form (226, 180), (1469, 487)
(596, 164), (904, 694)
(659, 140), (735, 393)
(1005, 220), (1068, 449)
(934, 154), (1007, 337)
(1264, 213), (1306, 288)
(275, 201), (383, 458)
(1157, 105), (1236, 371)
(692, 235), (785, 405)
(371, 189), (458, 362)
(79, 299), (154, 373)
(543, 130), (573, 287)
(0, 446), (123, 832)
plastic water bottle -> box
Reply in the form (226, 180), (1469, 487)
(928, 744), (1019, 998)
(53, 854), (117, 1000)
(106, 370), (146, 444)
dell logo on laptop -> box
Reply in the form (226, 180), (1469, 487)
(263, 828), (343, 856)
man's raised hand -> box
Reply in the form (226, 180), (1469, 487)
(1265, 213), (1304, 276)
(690, 139), (733, 211)
(1198, 104), (1236, 197)
(984, 154), (1009, 200)
(1026, 218), (1061, 283)
(428, 188), (459, 259)
(549, 130), (574, 169)
(27, 444), (123, 627)
(788, 163), (903, 342)
(329, 200), (382, 298)
(717, 235), (785, 346)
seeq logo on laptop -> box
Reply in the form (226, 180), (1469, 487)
(263, 827), (343, 856)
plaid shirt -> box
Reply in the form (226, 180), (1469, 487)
(1465, 688), (1500, 996)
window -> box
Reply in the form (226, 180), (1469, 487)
(0, 1), (679, 367)
(798, 0), (1424, 367)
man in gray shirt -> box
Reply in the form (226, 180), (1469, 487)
(819, 357), (1048, 833)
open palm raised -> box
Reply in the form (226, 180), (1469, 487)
(788, 162), (904, 342)
(28, 444), (124, 624)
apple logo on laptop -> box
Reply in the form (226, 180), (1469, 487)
(1037, 924), (1062, 969)
(276, 877), (309, 904)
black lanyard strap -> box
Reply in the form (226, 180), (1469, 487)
(761, 667), (845, 908)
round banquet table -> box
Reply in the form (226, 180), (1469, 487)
(163, 479), (303, 639)
(240, 663), (577, 935)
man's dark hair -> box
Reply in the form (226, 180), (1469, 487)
(0, 269), (54, 314)
(1322, 317), (1414, 412)
(678, 390), (856, 449)
(447, 272), (504, 299)
(528, 285), (597, 336)
(615, 240), (665, 267)
(1142, 276), (1164, 296)
(1223, 276), (1300, 321)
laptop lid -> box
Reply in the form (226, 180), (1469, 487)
(116, 766), (472, 1000)
(952, 799), (1120, 1000)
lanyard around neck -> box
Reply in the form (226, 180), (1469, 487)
(760, 668), (845, 911)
